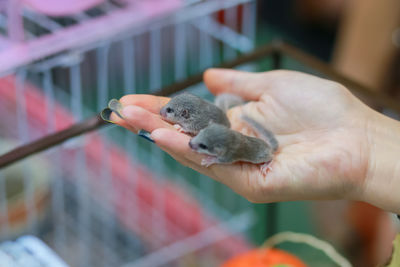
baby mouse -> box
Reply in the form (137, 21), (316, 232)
(188, 116), (278, 174)
(160, 93), (230, 135)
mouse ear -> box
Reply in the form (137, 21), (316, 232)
(181, 109), (190, 119)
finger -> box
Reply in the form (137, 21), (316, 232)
(108, 95), (170, 129)
(116, 105), (175, 133)
(109, 111), (139, 133)
(119, 94), (170, 114)
(151, 128), (204, 163)
(150, 128), (221, 176)
(159, 147), (213, 176)
(204, 68), (267, 101)
(150, 128), (221, 174)
(150, 128), (258, 194)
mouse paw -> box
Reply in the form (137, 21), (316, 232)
(260, 161), (272, 175)
(174, 124), (190, 134)
(201, 156), (218, 167)
(173, 124), (184, 132)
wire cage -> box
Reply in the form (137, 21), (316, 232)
(1, 0), (399, 266)
(0, 0), (260, 267)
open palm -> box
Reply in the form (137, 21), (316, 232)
(116, 69), (371, 203)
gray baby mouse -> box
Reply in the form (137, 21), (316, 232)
(160, 93), (230, 135)
(188, 116), (278, 174)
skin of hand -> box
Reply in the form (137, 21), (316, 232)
(113, 68), (400, 214)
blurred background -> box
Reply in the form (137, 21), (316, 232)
(0, 0), (399, 266)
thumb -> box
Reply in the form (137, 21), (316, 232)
(203, 68), (266, 101)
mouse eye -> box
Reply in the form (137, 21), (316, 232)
(181, 109), (190, 119)
(166, 107), (173, 113)
(199, 143), (208, 150)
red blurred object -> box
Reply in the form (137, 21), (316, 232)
(347, 201), (396, 266)
(221, 248), (308, 267)
(216, 5), (244, 32)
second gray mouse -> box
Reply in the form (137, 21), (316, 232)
(160, 93), (230, 135)
(189, 116), (278, 174)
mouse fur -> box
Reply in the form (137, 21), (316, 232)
(160, 93), (230, 135)
(189, 123), (276, 168)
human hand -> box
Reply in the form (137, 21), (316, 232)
(114, 69), (400, 213)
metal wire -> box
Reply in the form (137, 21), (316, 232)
(0, 2), (259, 266)
(1, 41), (398, 168)
(2, 1), (397, 266)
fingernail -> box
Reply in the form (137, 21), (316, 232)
(100, 99), (125, 123)
(100, 108), (116, 123)
(138, 129), (155, 143)
(108, 99), (124, 119)
(102, 102), (153, 142)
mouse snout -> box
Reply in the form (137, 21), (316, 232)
(189, 140), (198, 150)
(160, 107), (167, 117)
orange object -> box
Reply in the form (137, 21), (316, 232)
(221, 248), (308, 267)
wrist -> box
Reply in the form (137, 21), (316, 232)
(360, 109), (400, 214)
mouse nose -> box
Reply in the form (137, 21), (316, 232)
(188, 141), (197, 150)
(160, 107), (166, 117)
